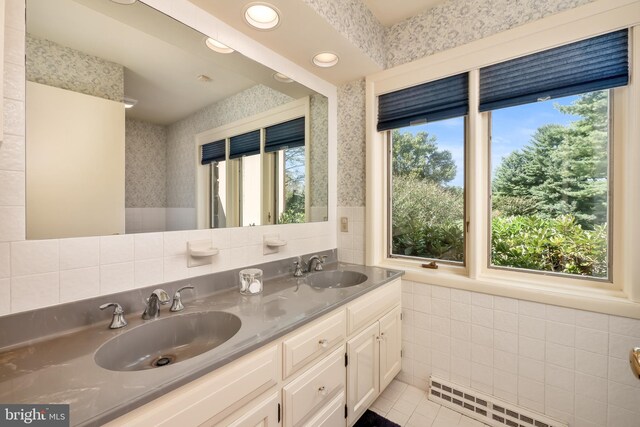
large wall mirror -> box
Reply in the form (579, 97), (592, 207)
(25, 0), (328, 239)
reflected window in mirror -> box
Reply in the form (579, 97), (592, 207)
(264, 117), (307, 224)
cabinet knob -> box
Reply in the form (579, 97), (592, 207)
(318, 338), (328, 348)
(318, 386), (327, 396)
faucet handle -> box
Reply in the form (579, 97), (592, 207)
(314, 255), (328, 271)
(170, 285), (194, 312)
(99, 302), (128, 329)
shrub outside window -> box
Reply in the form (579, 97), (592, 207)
(389, 118), (466, 263)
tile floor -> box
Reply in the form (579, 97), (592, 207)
(370, 380), (489, 427)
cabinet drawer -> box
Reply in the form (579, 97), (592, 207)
(283, 310), (346, 379)
(105, 345), (279, 427)
(346, 280), (400, 335)
(304, 390), (346, 427)
(283, 347), (346, 427)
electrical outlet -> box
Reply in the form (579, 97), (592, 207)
(340, 217), (349, 232)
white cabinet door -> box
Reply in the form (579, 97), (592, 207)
(379, 305), (402, 392)
(346, 322), (379, 425)
(216, 391), (280, 427)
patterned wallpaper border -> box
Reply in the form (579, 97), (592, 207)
(26, 34), (123, 101)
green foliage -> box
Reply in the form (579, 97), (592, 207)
(392, 130), (457, 185)
(492, 91), (609, 228)
(279, 147), (305, 224)
(391, 174), (464, 261)
(279, 190), (305, 224)
(491, 215), (608, 277)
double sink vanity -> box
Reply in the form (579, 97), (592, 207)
(0, 251), (403, 426)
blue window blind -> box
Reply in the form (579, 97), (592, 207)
(479, 29), (629, 112)
(229, 130), (260, 159)
(201, 139), (225, 165)
(377, 73), (469, 132)
(265, 117), (305, 153)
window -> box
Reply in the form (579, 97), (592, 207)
(489, 90), (611, 279)
(379, 73), (469, 264)
(375, 28), (629, 289)
(389, 118), (466, 263)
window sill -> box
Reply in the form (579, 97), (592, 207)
(377, 258), (640, 319)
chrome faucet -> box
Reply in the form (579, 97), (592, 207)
(142, 289), (170, 320)
(293, 255), (327, 277)
(170, 285), (194, 312)
(99, 302), (127, 329)
(307, 255), (327, 272)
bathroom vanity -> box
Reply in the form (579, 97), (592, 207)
(0, 255), (402, 426)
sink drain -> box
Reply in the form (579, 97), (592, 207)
(152, 355), (176, 367)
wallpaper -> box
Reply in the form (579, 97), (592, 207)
(25, 34), (123, 102)
(385, 0), (597, 68)
(166, 85), (294, 208)
(337, 79), (366, 207)
(125, 119), (167, 208)
(309, 93), (328, 210)
(302, 0), (386, 68)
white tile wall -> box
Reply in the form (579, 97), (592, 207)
(399, 279), (640, 427)
(0, 0), (336, 314)
(337, 206), (365, 264)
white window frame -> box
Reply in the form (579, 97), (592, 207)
(365, 0), (640, 318)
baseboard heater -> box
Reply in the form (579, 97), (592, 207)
(428, 376), (568, 427)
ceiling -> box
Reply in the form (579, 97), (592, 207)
(26, 0), (316, 125)
(188, 0), (385, 85)
(188, 0), (449, 85)
(362, 0), (447, 27)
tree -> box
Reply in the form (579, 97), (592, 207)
(492, 90), (609, 228)
(392, 130), (457, 185)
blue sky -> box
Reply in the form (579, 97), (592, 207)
(399, 95), (582, 187)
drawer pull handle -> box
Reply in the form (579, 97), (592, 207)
(318, 386), (327, 396)
(318, 338), (328, 348)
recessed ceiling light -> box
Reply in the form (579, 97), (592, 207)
(273, 72), (293, 83)
(312, 52), (339, 68)
(123, 97), (137, 108)
(205, 37), (234, 54)
(244, 3), (280, 30)
(110, 0), (137, 5)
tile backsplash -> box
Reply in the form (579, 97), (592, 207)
(0, 223), (334, 315)
(400, 280), (640, 427)
(337, 206), (365, 265)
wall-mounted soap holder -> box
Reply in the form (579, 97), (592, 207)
(187, 240), (219, 267)
(263, 234), (287, 255)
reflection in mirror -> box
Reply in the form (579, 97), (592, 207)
(25, 0), (328, 239)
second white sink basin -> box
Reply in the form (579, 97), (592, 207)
(306, 270), (368, 289)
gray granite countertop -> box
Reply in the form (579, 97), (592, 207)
(0, 262), (402, 426)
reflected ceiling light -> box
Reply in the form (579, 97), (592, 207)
(312, 52), (339, 68)
(205, 37), (234, 54)
(123, 97), (137, 108)
(244, 3), (280, 30)
(273, 72), (293, 83)
(110, 0), (137, 4)
(197, 74), (213, 83)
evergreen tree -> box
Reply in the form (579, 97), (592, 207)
(492, 90), (609, 228)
